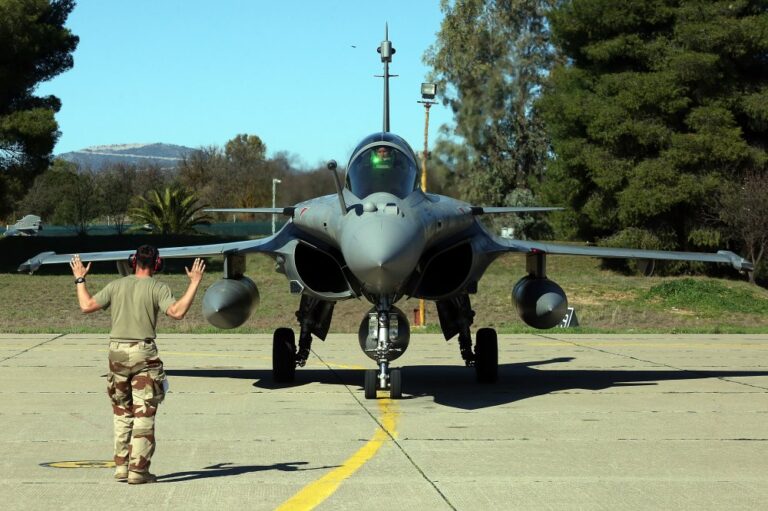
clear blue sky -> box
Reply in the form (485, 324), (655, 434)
(36, 0), (454, 169)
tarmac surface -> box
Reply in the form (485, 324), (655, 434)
(1, 332), (767, 510)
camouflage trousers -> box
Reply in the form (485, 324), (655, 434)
(107, 340), (166, 473)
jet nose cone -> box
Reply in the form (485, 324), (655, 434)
(342, 216), (424, 294)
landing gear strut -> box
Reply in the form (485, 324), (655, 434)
(362, 299), (404, 399)
(436, 294), (498, 383)
(294, 296), (334, 367)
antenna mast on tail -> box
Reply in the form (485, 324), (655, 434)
(377, 24), (396, 132)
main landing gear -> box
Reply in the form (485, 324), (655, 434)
(272, 296), (335, 383)
(273, 327), (296, 383)
(437, 294), (498, 383)
(457, 326), (498, 383)
(273, 293), (499, 393)
(474, 327), (498, 383)
(271, 327), (316, 383)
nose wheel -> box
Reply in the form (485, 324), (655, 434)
(364, 367), (402, 399)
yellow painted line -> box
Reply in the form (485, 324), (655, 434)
(41, 460), (115, 469)
(276, 398), (399, 511)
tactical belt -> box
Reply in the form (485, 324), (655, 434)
(111, 338), (155, 346)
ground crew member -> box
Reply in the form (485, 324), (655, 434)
(69, 245), (205, 484)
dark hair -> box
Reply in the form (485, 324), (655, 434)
(135, 245), (159, 269)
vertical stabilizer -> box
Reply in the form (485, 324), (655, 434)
(377, 24), (396, 132)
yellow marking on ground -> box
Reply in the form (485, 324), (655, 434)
(41, 460), (115, 469)
(275, 398), (399, 511)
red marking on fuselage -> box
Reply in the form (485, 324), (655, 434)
(299, 207), (309, 217)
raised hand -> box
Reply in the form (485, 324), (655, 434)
(69, 255), (92, 279)
(185, 258), (205, 283)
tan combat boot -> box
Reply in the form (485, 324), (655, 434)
(114, 465), (128, 481)
(127, 471), (157, 484)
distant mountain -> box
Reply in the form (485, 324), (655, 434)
(57, 143), (197, 171)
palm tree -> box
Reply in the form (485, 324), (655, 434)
(129, 186), (213, 235)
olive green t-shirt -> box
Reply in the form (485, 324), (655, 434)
(93, 275), (176, 340)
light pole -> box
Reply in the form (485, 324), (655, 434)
(272, 178), (282, 234)
(417, 82), (437, 327)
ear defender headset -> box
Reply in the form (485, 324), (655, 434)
(128, 246), (163, 272)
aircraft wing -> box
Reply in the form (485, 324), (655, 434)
(471, 206), (564, 215)
(205, 207), (294, 215)
(17, 227), (294, 274)
(486, 236), (754, 272)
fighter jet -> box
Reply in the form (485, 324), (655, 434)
(19, 29), (753, 399)
(5, 214), (42, 237)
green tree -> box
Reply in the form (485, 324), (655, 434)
(425, 0), (559, 205)
(60, 169), (100, 235)
(224, 134), (271, 208)
(94, 163), (138, 234)
(719, 169), (768, 284)
(18, 158), (75, 221)
(177, 145), (226, 207)
(132, 164), (172, 201)
(539, 0), (768, 249)
(19, 159), (101, 234)
(0, 0), (79, 218)
(178, 135), (277, 213)
(129, 186), (212, 235)
(423, 134), (468, 198)
(225, 133), (266, 167)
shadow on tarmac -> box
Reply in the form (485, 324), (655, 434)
(167, 357), (768, 410)
(158, 461), (338, 483)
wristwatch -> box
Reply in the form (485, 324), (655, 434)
(74, 277), (86, 285)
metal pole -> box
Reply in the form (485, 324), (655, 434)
(272, 178), (281, 234)
(421, 102), (431, 193)
(418, 101), (434, 327)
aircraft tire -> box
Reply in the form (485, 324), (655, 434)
(390, 368), (402, 399)
(273, 328), (296, 383)
(364, 369), (377, 399)
(475, 327), (498, 383)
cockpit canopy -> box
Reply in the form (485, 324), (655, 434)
(345, 132), (420, 199)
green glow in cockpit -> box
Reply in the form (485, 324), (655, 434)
(370, 150), (392, 169)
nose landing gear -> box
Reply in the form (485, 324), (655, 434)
(364, 367), (402, 399)
(360, 303), (409, 399)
